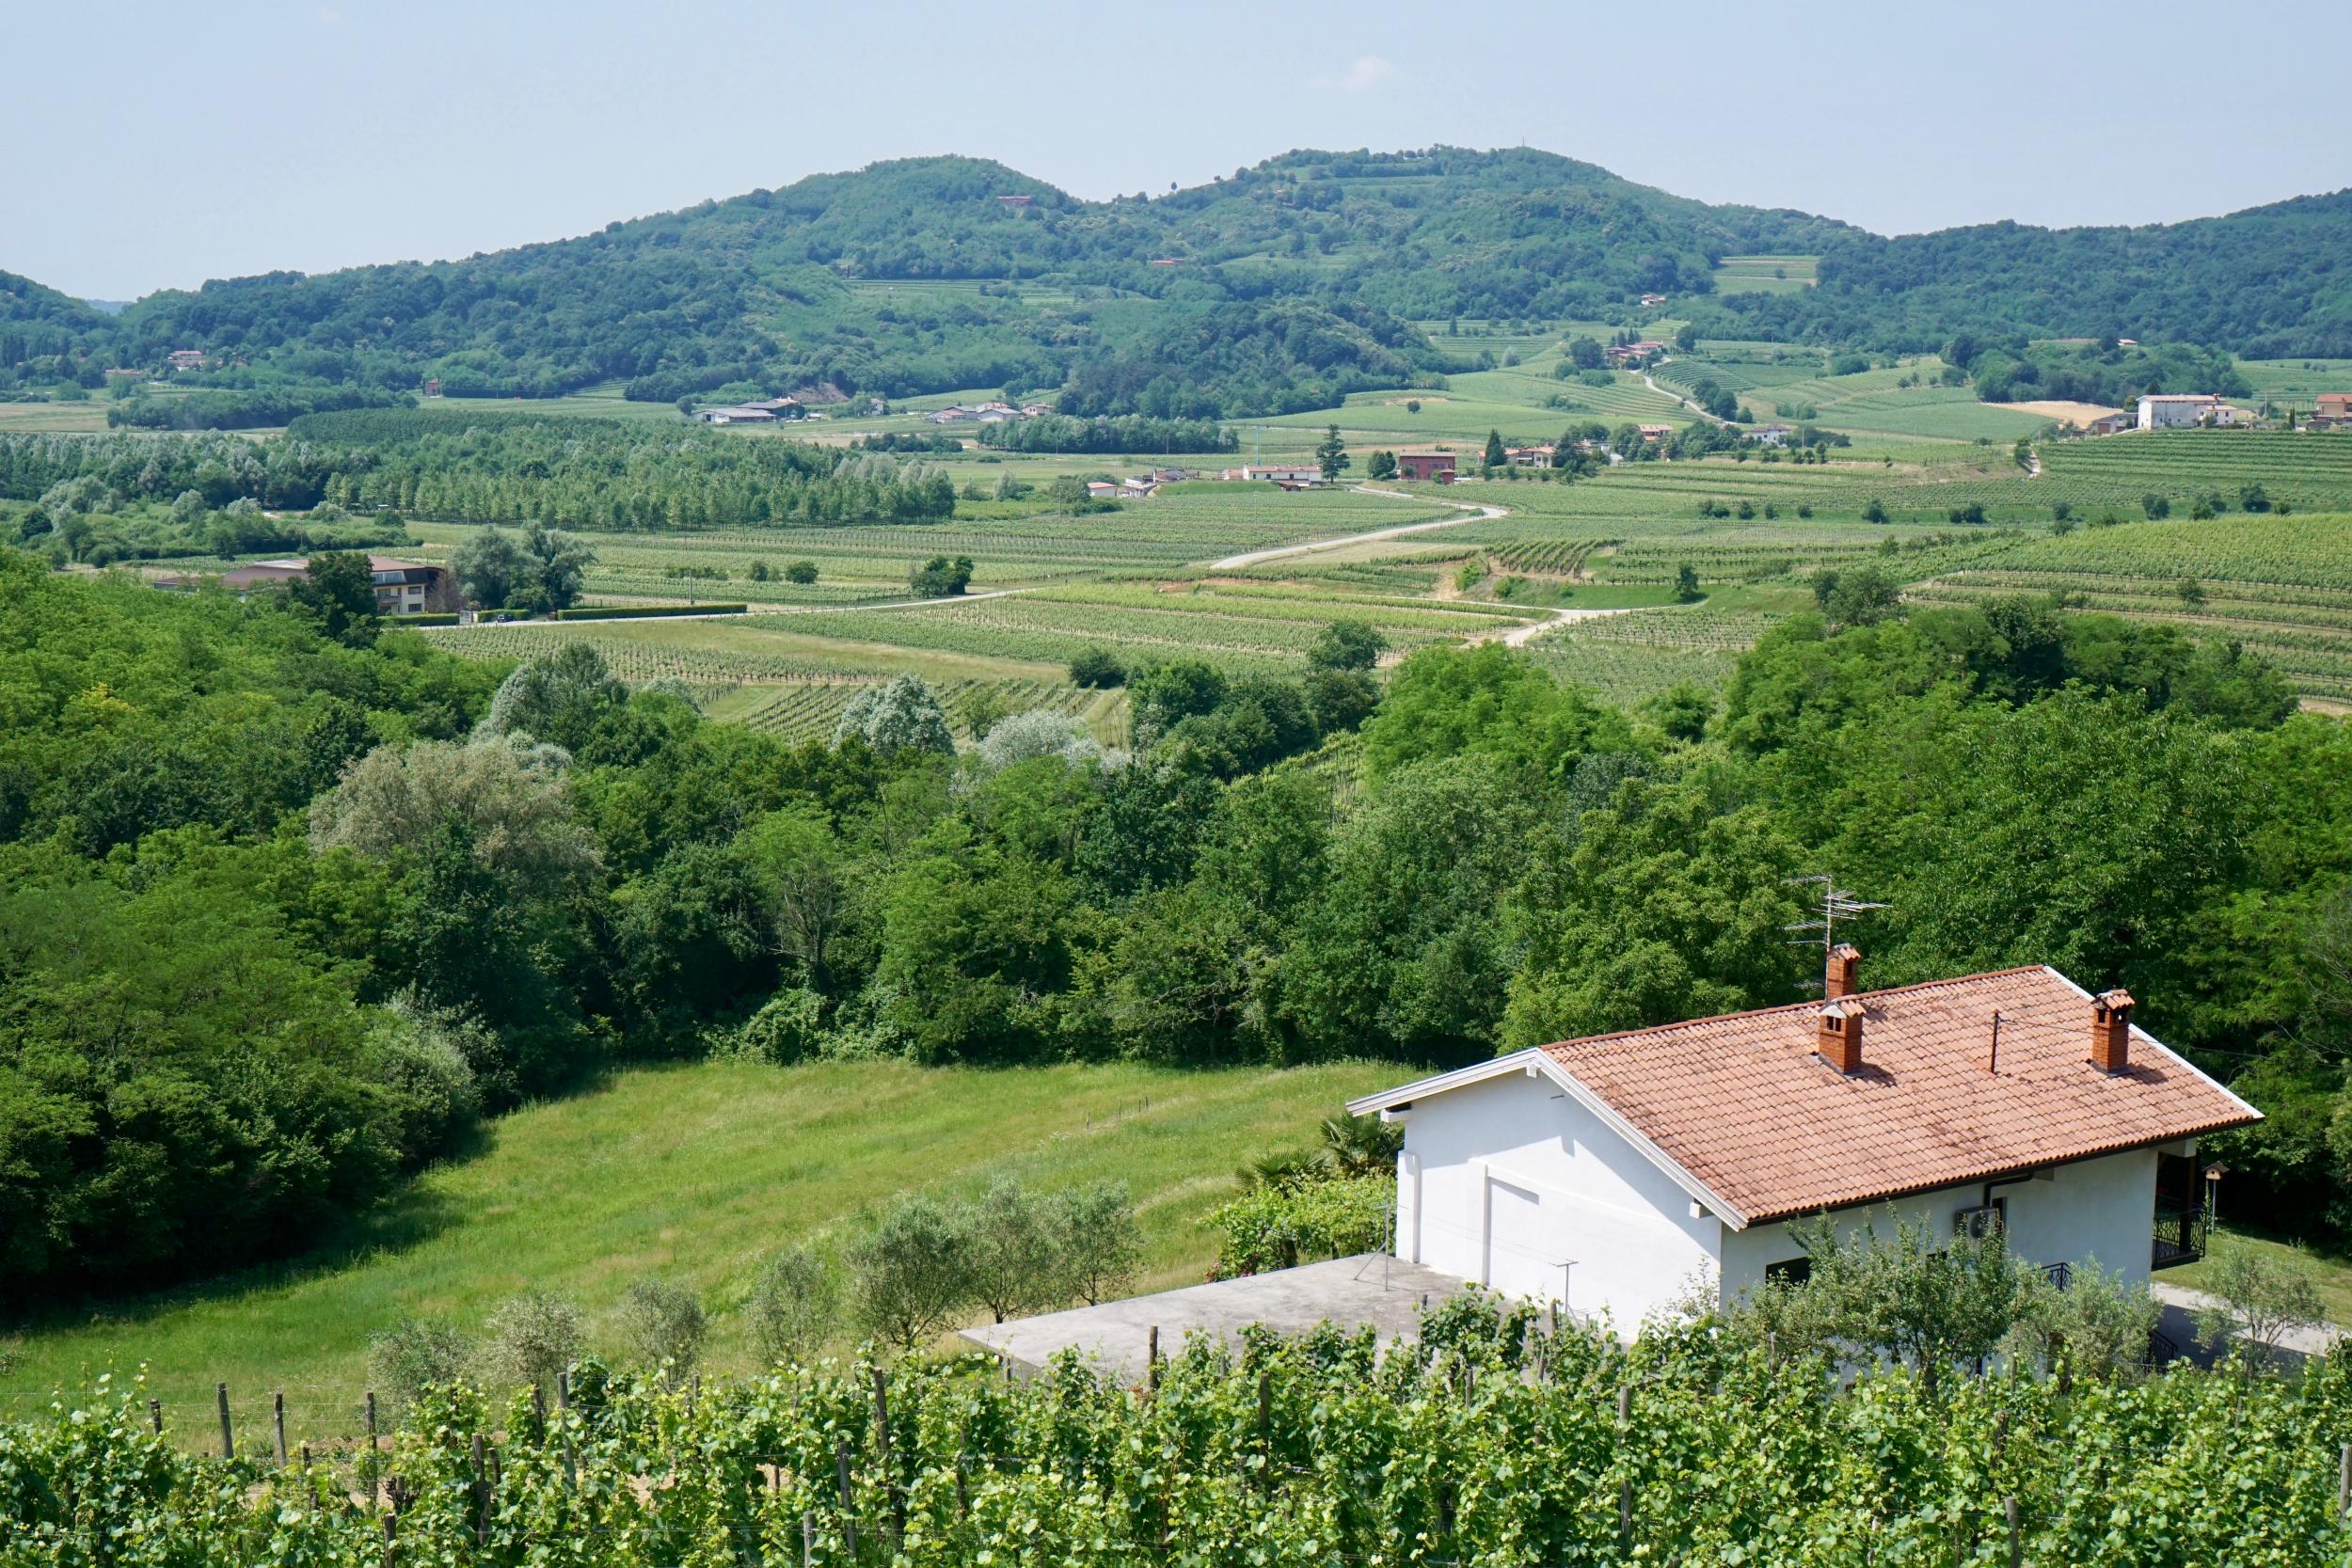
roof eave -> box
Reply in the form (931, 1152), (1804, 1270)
(1737, 1110), (2265, 1227)
(1347, 1052), (1752, 1230)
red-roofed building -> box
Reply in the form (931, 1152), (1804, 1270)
(1347, 957), (2256, 1330)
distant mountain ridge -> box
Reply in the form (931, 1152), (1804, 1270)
(5, 147), (2348, 420)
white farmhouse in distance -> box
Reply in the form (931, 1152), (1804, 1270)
(2137, 393), (2228, 430)
(1346, 950), (2259, 1331)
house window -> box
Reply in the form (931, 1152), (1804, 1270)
(1765, 1257), (1811, 1287)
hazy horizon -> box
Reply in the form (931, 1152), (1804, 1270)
(12, 0), (2352, 301)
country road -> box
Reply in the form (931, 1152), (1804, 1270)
(1208, 488), (1505, 569)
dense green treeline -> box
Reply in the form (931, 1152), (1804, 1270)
(5, 536), (2348, 1304)
(9, 1299), (2352, 1565)
(12, 148), (2349, 420)
(0, 415), (960, 535)
(1704, 189), (2352, 357)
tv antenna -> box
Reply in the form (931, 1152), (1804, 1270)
(1784, 874), (1887, 985)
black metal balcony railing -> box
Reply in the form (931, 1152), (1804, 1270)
(2152, 1204), (2208, 1270)
(2041, 1259), (2073, 1291)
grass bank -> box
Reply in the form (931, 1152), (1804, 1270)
(0, 1059), (1397, 1442)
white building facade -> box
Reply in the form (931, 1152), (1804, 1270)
(1354, 962), (2257, 1332)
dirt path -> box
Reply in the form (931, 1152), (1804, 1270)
(1208, 488), (1504, 570)
(1498, 605), (1636, 647)
(1643, 360), (1724, 424)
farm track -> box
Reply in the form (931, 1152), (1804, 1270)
(1208, 489), (1504, 568)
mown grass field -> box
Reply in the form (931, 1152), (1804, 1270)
(0, 1059), (1397, 1444)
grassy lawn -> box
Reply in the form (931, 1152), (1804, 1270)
(2169, 1227), (2352, 1326)
(0, 1059), (1396, 1440)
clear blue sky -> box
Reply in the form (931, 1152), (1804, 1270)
(11, 1), (2351, 301)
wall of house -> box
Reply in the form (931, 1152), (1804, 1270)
(1716, 1144), (2174, 1306)
(1393, 1066), (1720, 1333)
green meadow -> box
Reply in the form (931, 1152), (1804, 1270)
(0, 1060), (1394, 1445)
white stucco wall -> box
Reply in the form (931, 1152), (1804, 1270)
(1391, 1066), (2182, 1332)
(1717, 1144), (2175, 1307)
(1392, 1066), (1719, 1332)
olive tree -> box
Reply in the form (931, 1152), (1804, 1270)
(618, 1280), (708, 1388)
(745, 1244), (842, 1366)
(2193, 1238), (2326, 1362)
(476, 1291), (584, 1398)
(846, 1193), (975, 1351)
(833, 675), (953, 757)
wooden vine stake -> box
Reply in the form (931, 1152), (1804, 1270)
(273, 1391), (288, 1468)
(834, 1440), (857, 1557)
(366, 1392), (380, 1513)
(470, 1433), (488, 1545)
(148, 1398), (162, 1436)
(1616, 1383), (1634, 1555)
(216, 1383), (232, 1462)
(2004, 1497), (2021, 1568)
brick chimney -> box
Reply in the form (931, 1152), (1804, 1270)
(1825, 942), (1862, 1000)
(2091, 989), (2135, 1074)
(1817, 998), (1864, 1074)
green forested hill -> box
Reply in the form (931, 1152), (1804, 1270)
(1707, 188), (2352, 357)
(8, 147), (2352, 416)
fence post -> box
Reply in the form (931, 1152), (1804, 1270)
(273, 1391), (288, 1468)
(217, 1383), (233, 1461)
(148, 1398), (162, 1436)
(2340, 1443), (2350, 1523)
(366, 1392), (380, 1513)
(1147, 1326), (1160, 1396)
(835, 1440), (857, 1558)
(470, 1434), (488, 1545)
(557, 1370), (578, 1490)
(381, 1513), (396, 1567)
(1616, 1383), (1634, 1555)
(1256, 1367), (1272, 1474)
(802, 1511), (815, 1568)
(2004, 1497), (2021, 1568)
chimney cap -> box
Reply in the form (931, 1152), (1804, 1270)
(2095, 988), (2136, 1011)
(1831, 942), (1860, 960)
(1819, 997), (1863, 1022)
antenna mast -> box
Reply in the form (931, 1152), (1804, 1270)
(1784, 874), (1888, 988)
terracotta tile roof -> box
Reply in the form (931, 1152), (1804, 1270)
(1537, 966), (2258, 1225)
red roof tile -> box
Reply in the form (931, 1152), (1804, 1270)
(1537, 966), (2257, 1224)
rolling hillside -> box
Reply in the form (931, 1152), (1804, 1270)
(8, 147), (2352, 419)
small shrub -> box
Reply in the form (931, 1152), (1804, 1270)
(1068, 646), (1125, 688)
(618, 1281), (707, 1387)
(477, 1291), (583, 1397)
(846, 1193), (975, 1350)
(725, 988), (826, 1064)
(368, 1319), (472, 1418)
(746, 1245), (841, 1365)
(1207, 1175), (1393, 1275)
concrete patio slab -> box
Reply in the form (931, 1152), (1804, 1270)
(961, 1254), (1467, 1383)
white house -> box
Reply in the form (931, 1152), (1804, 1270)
(1346, 954), (2258, 1331)
(2137, 394), (2225, 430)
